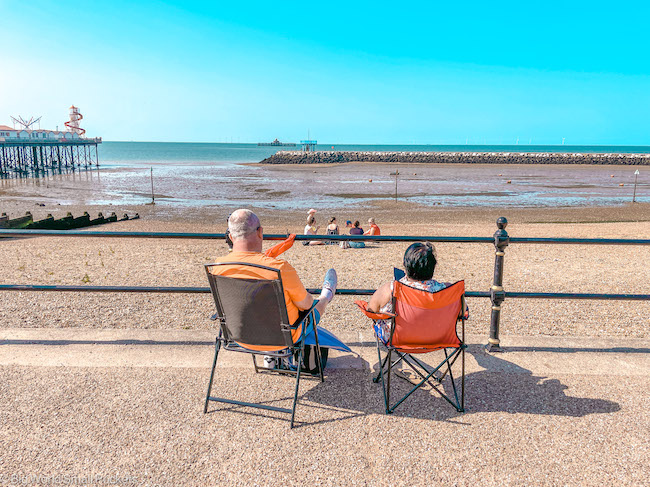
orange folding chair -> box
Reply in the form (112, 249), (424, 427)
(357, 277), (467, 414)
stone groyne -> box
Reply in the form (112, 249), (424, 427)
(260, 151), (650, 165)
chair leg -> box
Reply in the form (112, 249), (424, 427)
(375, 338), (390, 414)
(386, 349), (392, 414)
(439, 348), (464, 412)
(444, 349), (461, 410)
(252, 355), (259, 373)
(373, 350), (390, 383)
(312, 315), (325, 383)
(290, 345), (304, 428)
(461, 344), (466, 412)
(204, 338), (221, 413)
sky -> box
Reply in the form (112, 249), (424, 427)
(1, 0), (649, 145)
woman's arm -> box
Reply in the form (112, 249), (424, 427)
(367, 282), (392, 312)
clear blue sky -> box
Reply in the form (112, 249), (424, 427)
(1, 1), (649, 145)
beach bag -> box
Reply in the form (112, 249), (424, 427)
(339, 241), (350, 249)
(294, 345), (329, 374)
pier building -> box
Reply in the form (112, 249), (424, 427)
(300, 140), (317, 152)
(0, 107), (101, 178)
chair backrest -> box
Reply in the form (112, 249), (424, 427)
(205, 262), (293, 348)
(390, 280), (464, 351)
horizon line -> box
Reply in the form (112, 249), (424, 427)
(100, 141), (650, 147)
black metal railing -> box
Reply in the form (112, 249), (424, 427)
(1, 218), (649, 351)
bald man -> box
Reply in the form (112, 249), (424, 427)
(211, 209), (337, 354)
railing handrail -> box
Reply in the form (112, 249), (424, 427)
(0, 284), (648, 301)
(1, 229), (649, 245)
(2, 218), (649, 351)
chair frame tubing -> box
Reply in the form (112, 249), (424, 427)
(203, 300), (324, 428)
(373, 294), (467, 414)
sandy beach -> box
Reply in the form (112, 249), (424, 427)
(1, 202), (648, 340)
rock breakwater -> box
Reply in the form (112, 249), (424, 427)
(260, 151), (650, 165)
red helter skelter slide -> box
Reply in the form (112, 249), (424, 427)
(64, 105), (86, 136)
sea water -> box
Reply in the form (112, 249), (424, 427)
(1, 142), (648, 209)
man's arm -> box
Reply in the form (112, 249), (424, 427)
(294, 293), (315, 311)
(280, 262), (314, 311)
(367, 282), (392, 312)
(264, 234), (296, 258)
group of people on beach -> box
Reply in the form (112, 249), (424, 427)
(303, 208), (381, 248)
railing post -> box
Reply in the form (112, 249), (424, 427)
(487, 217), (509, 352)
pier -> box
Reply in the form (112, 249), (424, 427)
(0, 137), (101, 178)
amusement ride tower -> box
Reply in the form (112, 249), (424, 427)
(64, 105), (86, 136)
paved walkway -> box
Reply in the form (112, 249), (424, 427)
(1, 328), (649, 486)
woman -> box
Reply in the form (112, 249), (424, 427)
(326, 216), (340, 245)
(348, 220), (365, 248)
(303, 215), (324, 245)
(326, 217), (339, 235)
(368, 242), (447, 343)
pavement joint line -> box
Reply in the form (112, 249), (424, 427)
(2, 327), (649, 345)
(0, 328), (648, 375)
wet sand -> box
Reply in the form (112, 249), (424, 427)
(1, 162), (649, 224)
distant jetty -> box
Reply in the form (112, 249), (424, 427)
(260, 151), (650, 165)
(257, 138), (296, 147)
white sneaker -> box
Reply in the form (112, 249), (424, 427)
(321, 268), (338, 301)
(262, 356), (276, 369)
(279, 355), (297, 371)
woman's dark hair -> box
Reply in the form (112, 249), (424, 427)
(403, 242), (436, 281)
(329, 216), (336, 224)
(353, 220), (360, 228)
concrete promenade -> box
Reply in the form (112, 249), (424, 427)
(1, 328), (649, 486)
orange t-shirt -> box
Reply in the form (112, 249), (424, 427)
(368, 224), (381, 235)
(211, 251), (310, 348)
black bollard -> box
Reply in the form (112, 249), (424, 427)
(487, 217), (509, 352)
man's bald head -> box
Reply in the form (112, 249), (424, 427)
(228, 209), (261, 241)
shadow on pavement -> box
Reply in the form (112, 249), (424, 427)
(299, 346), (621, 424)
(204, 344), (621, 427)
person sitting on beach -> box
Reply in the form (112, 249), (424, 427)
(211, 209), (338, 353)
(367, 242), (452, 343)
(345, 220), (353, 229)
(348, 220), (366, 248)
(326, 217), (339, 235)
(364, 217), (381, 236)
(304, 215), (324, 245)
(326, 216), (339, 245)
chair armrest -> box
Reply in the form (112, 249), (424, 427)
(210, 313), (219, 321)
(354, 300), (396, 321)
(288, 301), (319, 329)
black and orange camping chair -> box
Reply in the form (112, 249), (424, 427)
(356, 273), (467, 414)
(204, 261), (352, 428)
